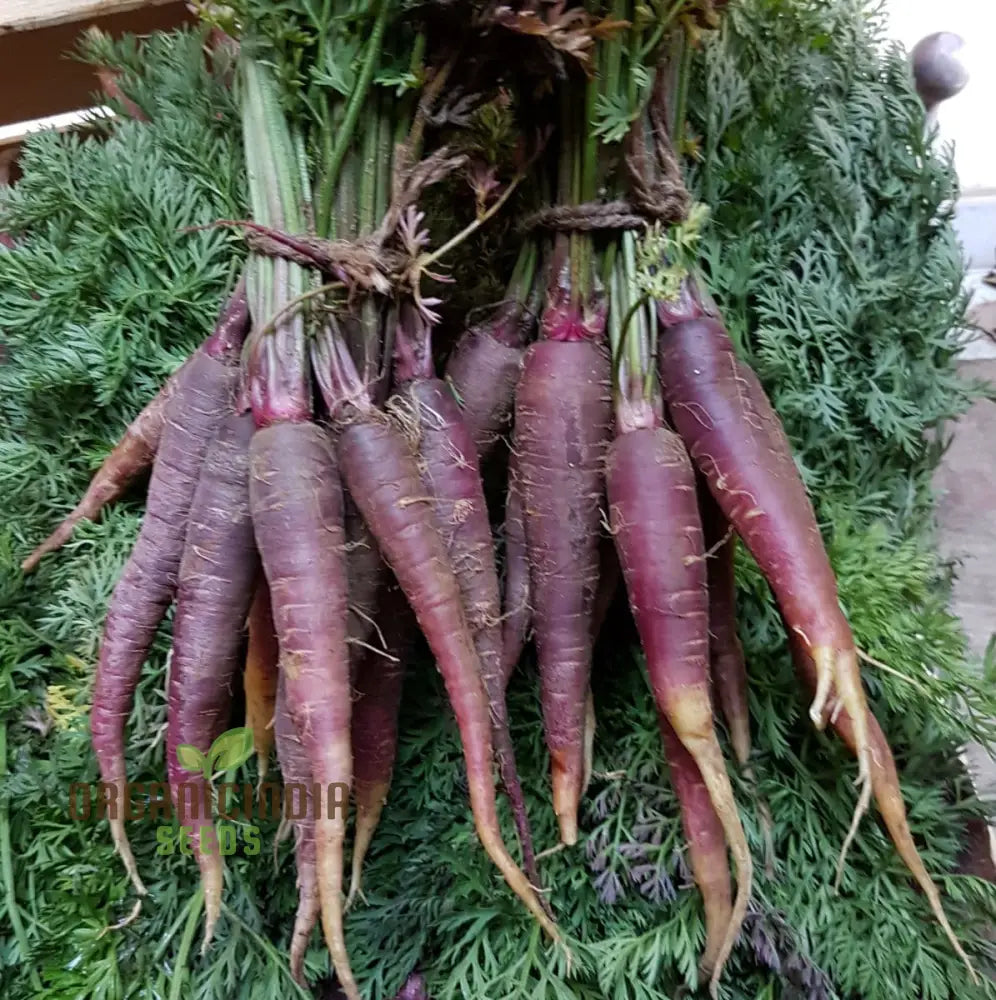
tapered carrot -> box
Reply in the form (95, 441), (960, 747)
(515, 326), (612, 846)
(659, 717), (733, 978)
(607, 421), (752, 994)
(90, 285), (249, 894)
(167, 410), (259, 948)
(241, 53), (358, 996)
(333, 409), (556, 939)
(790, 636), (979, 983)
(698, 485), (750, 766)
(311, 316), (556, 938)
(348, 579), (416, 906)
(658, 290), (872, 833)
(245, 580), (279, 780)
(250, 421), (358, 1000)
(392, 294), (542, 883)
(273, 673), (320, 985)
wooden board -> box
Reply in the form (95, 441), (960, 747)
(0, 2), (191, 127)
(0, 0), (176, 35)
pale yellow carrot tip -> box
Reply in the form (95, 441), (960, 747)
(110, 816), (148, 897)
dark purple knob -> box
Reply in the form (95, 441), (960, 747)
(911, 32), (969, 114)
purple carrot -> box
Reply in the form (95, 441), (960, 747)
(90, 284), (249, 894)
(345, 491), (384, 656)
(444, 246), (537, 459)
(250, 421), (357, 999)
(166, 410), (259, 949)
(790, 639), (978, 981)
(312, 322), (557, 941)
(660, 717), (733, 979)
(657, 284), (873, 839)
(395, 327), (541, 890)
(245, 580), (279, 780)
(606, 417), (752, 995)
(514, 285), (612, 846)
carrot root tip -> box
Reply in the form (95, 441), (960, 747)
(551, 770), (580, 847)
(557, 812), (579, 847)
(109, 816), (148, 896)
(833, 763), (873, 890)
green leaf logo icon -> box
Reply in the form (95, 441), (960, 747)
(176, 744), (209, 776)
(207, 727), (254, 773)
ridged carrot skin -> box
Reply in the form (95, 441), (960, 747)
(698, 486), (750, 766)
(166, 411), (258, 949)
(344, 491), (384, 654)
(336, 411), (557, 941)
(659, 717), (733, 978)
(90, 288), (248, 894)
(444, 306), (526, 459)
(606, 425), (752, 995)
(790, 636), (979, 983)
(400, 376), (541, 890)
(515, 339), (611, 845)
(245, 580), (279, 780)
(499, 449), (529, 691)
(273, 674), (320, 986)
(658, 312), (872, 811)
(249, 422), (358, 1000)
(348, 578), (416, 906)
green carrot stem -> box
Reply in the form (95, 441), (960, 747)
(316, 0), (390, 237)
(621, 232), (647, 378)
(507, 240), (538, 302)
(358, 93), (380, 237)
(0, 722), (41, 991)
(673, 28), (692, 155)
(168, 886), (204, 1000)
(374, 91), (393, 227)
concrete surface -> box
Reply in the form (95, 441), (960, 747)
(933, 358), (996, 825)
